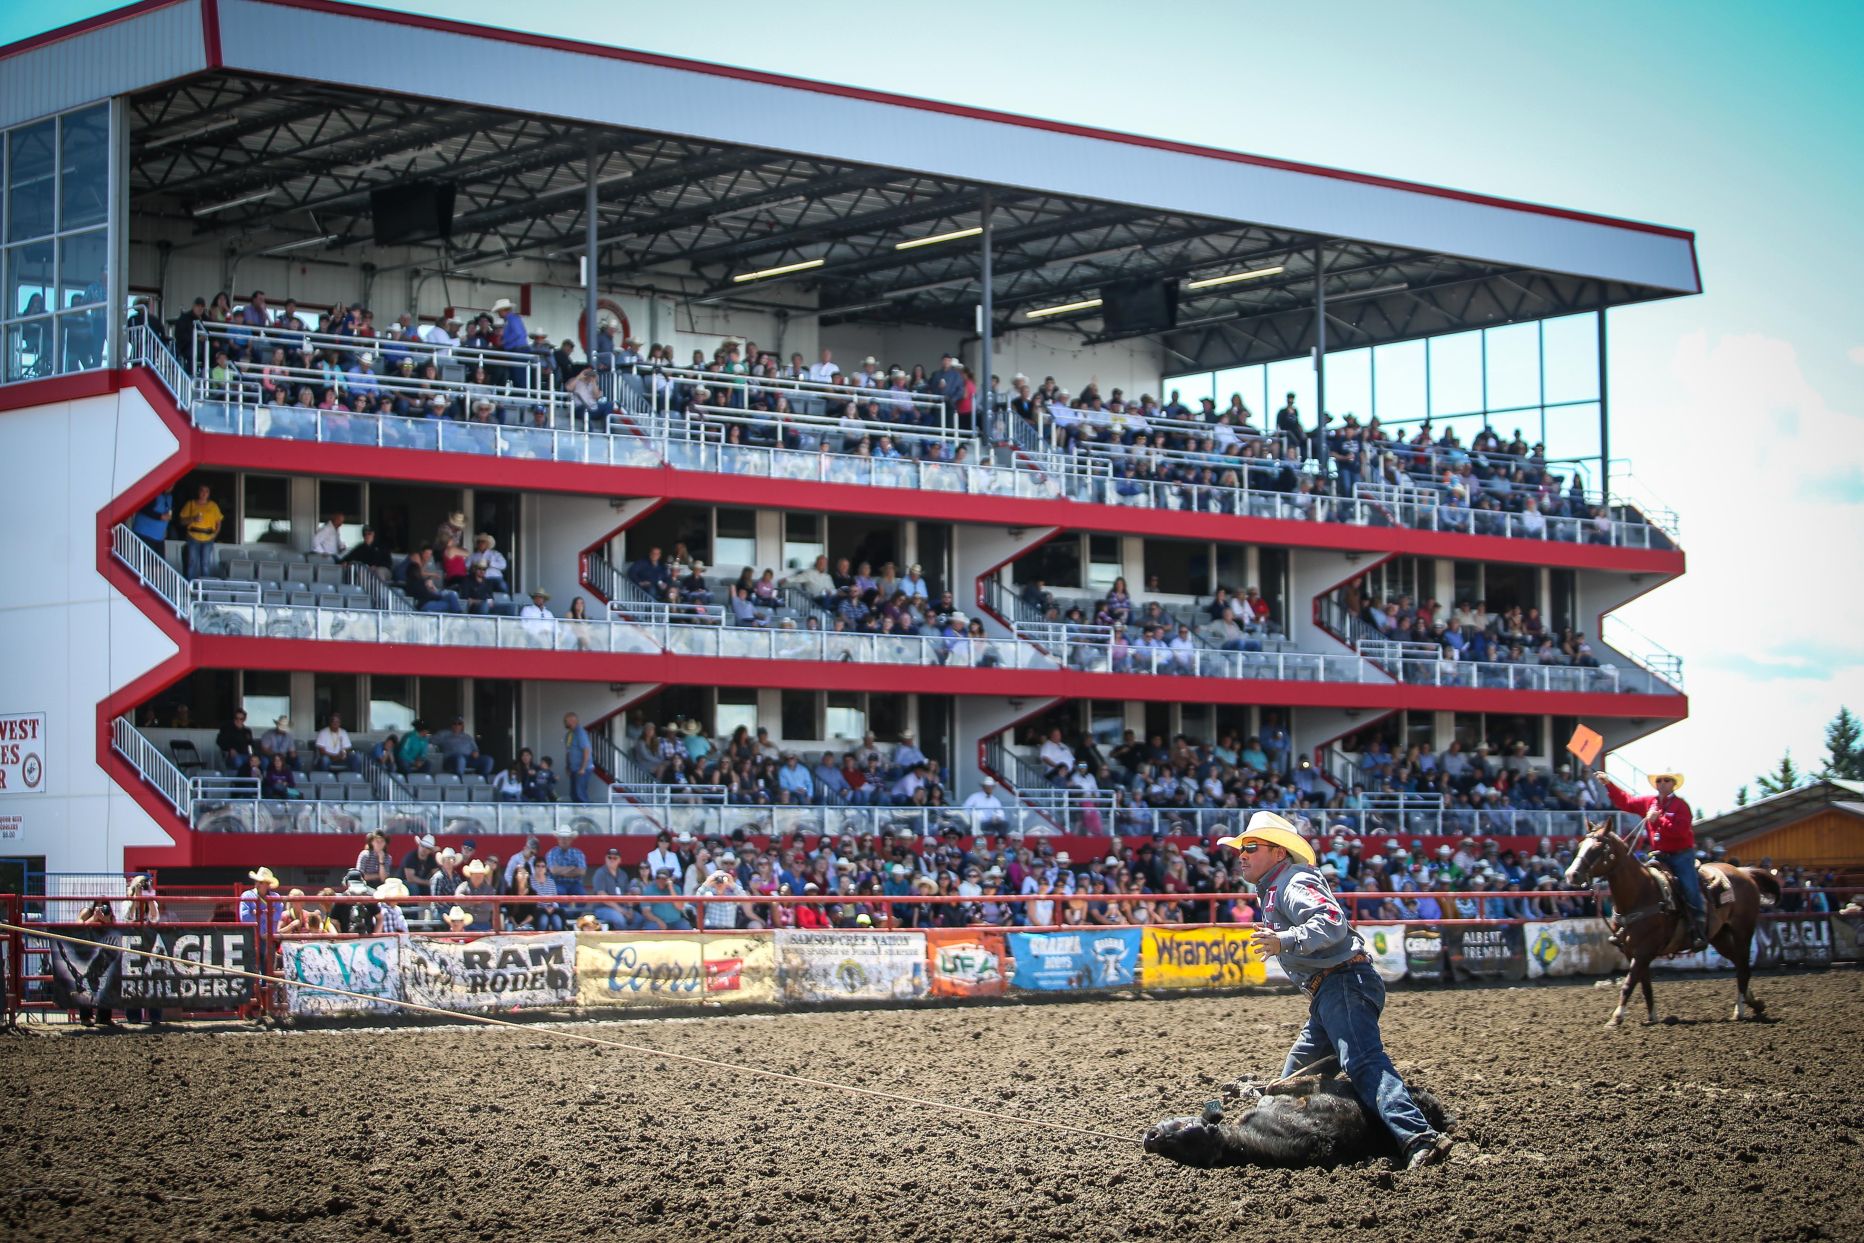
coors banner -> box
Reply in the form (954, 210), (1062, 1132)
(43, 924), (257, 1010)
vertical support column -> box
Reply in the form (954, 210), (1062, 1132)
(107, 96), (130, 369)
(1312, 245), (1327, 478)
(1596, 309), (1611, 496)
(977, 192), (994, 444)
(585, 143), (599, 386)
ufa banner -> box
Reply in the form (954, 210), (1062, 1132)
(401, 932), (575, 1011)
(775, 930), (927, 1003)
(1007, 929), (1141, 992)
(575, 932), (776, 1007)
(924, 930), (1007, 997)
(1525, 919), (1629, 978)
(43, 924), (257, 1010)
(1141, 927), (1266, 989)
(280, 935), (401, 1015)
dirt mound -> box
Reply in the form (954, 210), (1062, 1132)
(4, 971), (1860, 1241)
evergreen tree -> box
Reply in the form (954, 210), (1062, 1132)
(1755, 752), (1801, 797)
(1734, 785), (1749, 808)
(1820, 707), (1864, 781)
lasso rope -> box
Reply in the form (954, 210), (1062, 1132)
(3, 921), (1140, 1146)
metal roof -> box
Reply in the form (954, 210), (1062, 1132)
(10, 0), (1702, 368)
(1695, 780), (1864, 850)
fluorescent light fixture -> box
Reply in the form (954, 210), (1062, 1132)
(895, 226), (982, 251)
(731, 258), (825, 284)
(192, 188), (276, 217)
(1329, 281), (1409, 303)
(1184, 264), (1284, 290)
(1025, 297), (1103, 320)
(261, 233), (338, 256)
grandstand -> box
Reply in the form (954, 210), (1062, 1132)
(0, 0), (1692, 885)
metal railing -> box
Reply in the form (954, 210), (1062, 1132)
(125, 324), (193, 407)
(650, 361), (950, 427)
(110, 717), (193, 815)
(1601, 614), (1685, 691)
(111, 523), (191, 617)
(196, 321), (544, 386)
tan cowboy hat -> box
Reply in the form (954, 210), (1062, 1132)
(248, 866), (281, 887)
(1217, 811), (1318, 866)
(443, 906), (472, 925)
(375, 878), (409, 900)
(463, 859), (490, 877)
(1647, 770), (1685, 791)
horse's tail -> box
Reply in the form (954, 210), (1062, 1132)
(1744, 867), (1782, 909)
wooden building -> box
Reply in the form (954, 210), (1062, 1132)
(1696, 779), (1864, 872)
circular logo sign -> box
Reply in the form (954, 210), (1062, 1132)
(21, 752), (42, 789)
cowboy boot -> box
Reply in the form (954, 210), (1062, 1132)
(1689, 907), (1708, 952)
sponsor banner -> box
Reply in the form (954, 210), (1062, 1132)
(1357, 925), (1409, 983)
(1404, 926), (1446, 983)
(1007, 929), (1141, 992)
(0, 712), (46, 795)
(1447, 925), (1528, 980)
(1753, 915), (1833, 967)
(775, 930), (927, 1003)
(924, 930), (1008, 998)
(401, 932), (575, 1011)
(1834, 912), (1862, 963)
(280, 936), (401, 1015)
(1142, 927), (1266, 990)
(574, 933), (776, 1007)
(1526, 920), (1630, 978)
(43, 924), (256, 1010)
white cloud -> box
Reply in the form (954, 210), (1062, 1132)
(1850, 344), (1864, 366)
(1609, 330), (1864, 815)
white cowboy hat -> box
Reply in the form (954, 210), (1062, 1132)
(375, 878), (409, 900)
(443, 906), (472, 925)
(491, 297), (514, 314)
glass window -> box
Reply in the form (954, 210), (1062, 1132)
(781, 511), (823, 571)
(1544, 402), (1602, 468)
(6, 320), (53, 383)
(58, 106), (109, 233)
(715, 689), (757, 742)
(1089, 701), (1126, 750)
(6, 239), (53, 319)
(714, 507), (756, 569)
(1326, 347), (1371, 427)
(825, 692), (865, 742)
(1540, 314), (1600, 405)
(779, 690), (816, 742)
(312, 674), (360, 730)
(419, 678), (463, 730)
(369, 675), (416, 733)
(1143, 539), (1202, 596)
(7, 120), (55, 243)
(1011, 536), (1079, 588)
(241, 473), (290, 545)
(1263, 358), (1313, 426)
(1372, 340), (1426, 425)
(57, 312), (104, 373)
(319, 480), (366, 549)
(1086, 534), (1122, 591)
(241, 671), (291, 731)
(1427, 331), (1481, 418)
(57, 228), (106, 310)
(1179, 702), (1212, 745)
(1484, 322), (1540, 415)
(869, 688), (904, 741)
(1211, 364), (1262, 418)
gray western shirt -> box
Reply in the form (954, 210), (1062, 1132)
(1256, 858), (1362, 990)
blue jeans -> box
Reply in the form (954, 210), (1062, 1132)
(1282, 962), (1435, 1152)
(568, 768), (592, 802)
(445, 753), (497, 778)
(594, 905), (640, 931)
(184, 539), (217, 579)
(1657, 850), (1704, 917)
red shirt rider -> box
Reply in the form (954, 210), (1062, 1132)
(1601, 775), (1694, 853)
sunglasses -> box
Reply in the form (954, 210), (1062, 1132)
(1235, 843), (1263, 854)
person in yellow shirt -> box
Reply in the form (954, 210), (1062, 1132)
(176, 483), (223, 578)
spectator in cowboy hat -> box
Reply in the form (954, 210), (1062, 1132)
(237, 867), (284, 935)
(442, 905), (473, 933)
(373, 878), (411, 933)
(456, 859), (498, 930)
(547, 828), (589, 898)
(401, 834), (439, 890)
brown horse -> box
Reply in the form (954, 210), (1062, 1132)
(1563, 819), (1781, 1025)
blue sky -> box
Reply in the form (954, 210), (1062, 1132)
(11, 0), (1862, 812)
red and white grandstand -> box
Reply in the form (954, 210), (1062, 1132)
(0, 0), (1693, 887)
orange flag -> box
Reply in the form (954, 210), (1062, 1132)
(1566, 724), (1603, 768)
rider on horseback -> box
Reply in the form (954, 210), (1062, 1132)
(1594, 768), (1705, 950)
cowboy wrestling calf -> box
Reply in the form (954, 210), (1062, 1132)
(1143, 1074), (1454, 1169)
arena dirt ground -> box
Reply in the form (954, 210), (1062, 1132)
(5, 969), (1861, 1242)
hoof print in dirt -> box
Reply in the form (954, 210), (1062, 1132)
(1143, 1074), (1453, 1170)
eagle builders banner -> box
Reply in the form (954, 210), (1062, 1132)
(574, 932), (776, 1007)
(775, 930), (927, 1003)
(1007, 929), (1141, 992)
(44, 924), (256, 1010)
(1753, 915), (1833, 967)
(280, 935), (402, 1015)
(1141, 926), (1266, 990)
(401, 932), (575, 1011)
(924, 930), (1008, 998)
(1525, 920), (1630, 978)
(1446, 924), (1528, 980)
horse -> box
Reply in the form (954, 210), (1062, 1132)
(1563, 819), (1781, 1025)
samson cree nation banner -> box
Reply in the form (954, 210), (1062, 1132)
(44, 924), (256, 1009)
(775, 930), (927, 1003)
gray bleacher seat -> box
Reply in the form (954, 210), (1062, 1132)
(339, 783), (374, 800)
(248, 547), (281, 562)
(464, 783), (496, 803)
(258, 563), (285, 582)
(288, 592), (317, 607)
(305, 770), (336, 785)
(228, 560), (257, 580)
(286, 564), (314, 583)
(434, 772), (462, 786)
(404, 772), (437, 788)
(314, 565), (344, 586)
(309, 581), (337, 595)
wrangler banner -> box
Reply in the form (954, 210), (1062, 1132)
(401, 932), (575, 1011)
(924, 930), (1007, 998)
(1007, 928), (1141, 992)
(1140, 927), (1266, 990)
(574, 933), (777, 1007)
(279, 935), (401, 1015)
(1525, 919), (1629, 978)
(43, 923), (256, 1010)
(775, 930), (927, 1003)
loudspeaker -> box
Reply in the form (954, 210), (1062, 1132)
(370, 182), (456, 246)
(1100, 278), (1177, 336)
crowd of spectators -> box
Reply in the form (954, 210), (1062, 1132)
(1018, 574), (1280, 671)
(1342, 588), (1606, 673)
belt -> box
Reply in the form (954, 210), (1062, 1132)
(1302, 951), (1371, 996)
